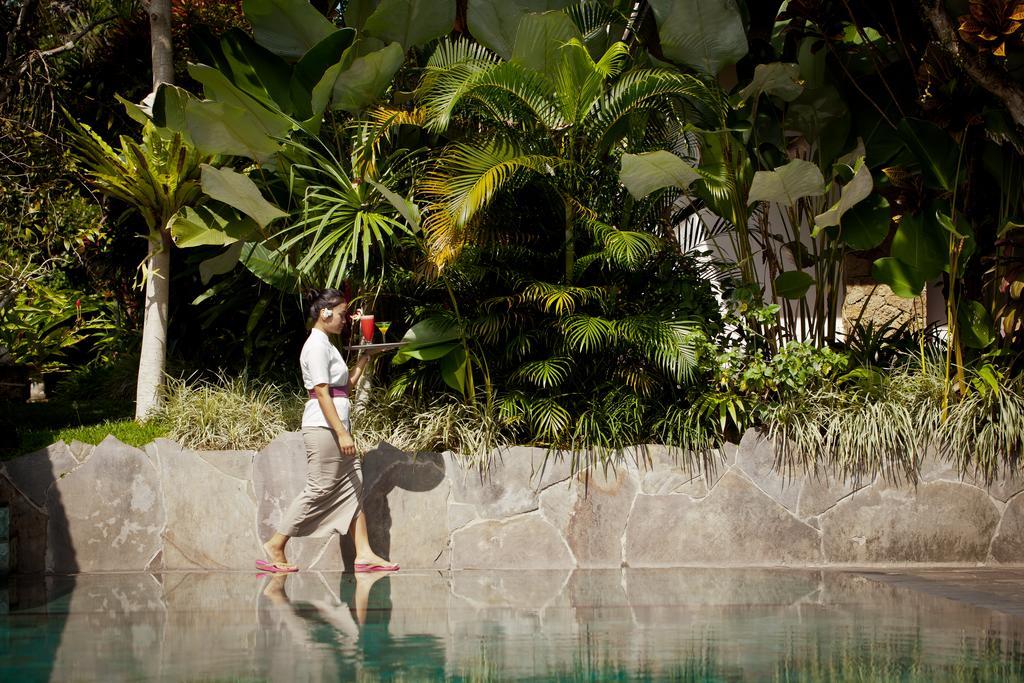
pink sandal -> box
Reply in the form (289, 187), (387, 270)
(354, 561), (399, 573)
(256, 559), (298, 573)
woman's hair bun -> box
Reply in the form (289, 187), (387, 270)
(305, 287), (345, 321)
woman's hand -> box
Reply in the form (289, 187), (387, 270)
(337, 430), (357, 457)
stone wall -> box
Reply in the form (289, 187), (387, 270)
(1, 430), (1022, 573)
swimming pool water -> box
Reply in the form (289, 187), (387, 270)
(1, 569), (1022, 681)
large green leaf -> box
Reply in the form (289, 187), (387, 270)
(958, 299), (995, 349)
(439, 345), (469, 394)
(199, 242), (244, 284)
(466, 0), (572, 59)
(291, 28), (357, 122)
(737, 62), (803, 102)
(511, 10), (582, 79)
(152, 84), (193, 135)
(200, 165), (287, 228)
(344, 0), (381, 29)
(218, 29), (295, 113)
(813, 159), (872, 233)
(240, 241), (299, 290)
(774, 270), (814, 299)
(329, 42), (405, 112)
(890, 210), (948, 279)
(620, 151), (701, 200)
(648, 0), (748, 76)
(187, 64), (292, 139)
(840, 194), (890, 250)
(898, 118), (961, 191)
(392, 316), (462, 364)
(242, 0), (339, 61)
(871, 257), (927, 298)
(183, 100), (282, 161)
(169, 203), (261, 247)
(747, 159), (825, 207)
(363, 0), (455, 49)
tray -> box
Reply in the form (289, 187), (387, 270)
(342, 342), (407, 352)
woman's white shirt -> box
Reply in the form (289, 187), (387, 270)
(299, 328), (350, 430)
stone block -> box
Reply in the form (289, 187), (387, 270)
(361, 446), (449, 569)
(447, 446), (572, 518)
(639, 445), (709, 496)
(797, 475), (869, 518)
(2, 441), (79, 508)
(561, 467), (638, 568)
(45, 436), (164, 573)
(623, 471), (822, 566)
(151, 439), (258, 570)
(990, 493), (1024, 563)
(820, 480), (1001, 563)
(451, 513), (575, 569)
(197, 449), (255, 483)
(67, 440), (93, 463)
(734, 430), (800, 511)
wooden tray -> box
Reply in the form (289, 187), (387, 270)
(342, 342), (407, 352)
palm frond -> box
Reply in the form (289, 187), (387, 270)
(513, 356), (572, 388)
(561, 314), (616, 353)
(587, 69), (724, 155)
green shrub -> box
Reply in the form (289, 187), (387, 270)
(155, 373), (301, 451)
(353, 389), (509, 466)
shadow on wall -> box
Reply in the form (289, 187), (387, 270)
(344, 443), (447, 570)
(0, 442), (77, 682)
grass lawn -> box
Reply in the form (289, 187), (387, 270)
(0, 399), (168, 460)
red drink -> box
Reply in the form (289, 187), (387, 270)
(360, 314), (375, 342)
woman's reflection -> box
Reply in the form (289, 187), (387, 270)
(257, 570), (394, 679)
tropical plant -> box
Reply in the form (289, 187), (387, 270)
(155, 371), (301, 449)
(69, 119), (213, 417)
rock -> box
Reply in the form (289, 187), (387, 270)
(734, 430), (800, 511)
(152, 440), (258, 570)
(447, 502), (477, 532)
(797, 475), (868, 518)
(361, 448), (449, 570)
(920, 451), (1024, 502)
(196, 450), (255, 483)
(820, 480), (1001, 563)
(253, 432), (327, 567)
(562, 467), (638, 568)
(45, 436), (164, 573)
(623, 471), (822, 566)
(539, 480), (577, 531)
(639, 445), (708, 496)
(446, 446), (572, 519)
(990, 493), (1024, 563)
(3, 441), (79, 507)
(451, 513), (574, 569)
(0, 473), (47, 573)
(67, 440), (93, 463)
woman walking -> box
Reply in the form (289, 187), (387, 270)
(259, 288), (398, 574)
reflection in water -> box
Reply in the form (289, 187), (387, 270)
(1, 569), (1023, 681)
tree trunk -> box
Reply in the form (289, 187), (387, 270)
(148, 0), (174, 88)
(136, 0), (174, 420)
(135, 230), (171, 419)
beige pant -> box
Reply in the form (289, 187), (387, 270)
(277, 427), (363, 538)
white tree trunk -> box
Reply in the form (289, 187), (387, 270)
(135, 230), (171, 419)
(135, 0), (174, 420)
(147, 0), (174, 87)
